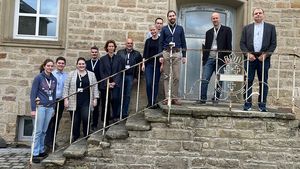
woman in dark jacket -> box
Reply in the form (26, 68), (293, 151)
(142, 26), (162, 109)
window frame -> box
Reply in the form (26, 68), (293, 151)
(0, 0), (67, 49)
(16, 115), (33, 142)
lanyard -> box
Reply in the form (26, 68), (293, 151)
(168, 24), (177, 42)
(91, 59), (98, 71)
(45, 78), (52, 89)
(77, 70), (85, 88)
(214, 26), (220, 39)
(126, 53), (130, 65)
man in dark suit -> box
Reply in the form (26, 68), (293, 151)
(198, 12), (232, 104)
(86, 46), (101, 131)
(240, 8), (277, 112)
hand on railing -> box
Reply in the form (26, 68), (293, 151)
(258, 53), (267, 62)
(141, 63), (145, 72)
(159, 57), (164, 64)
(64, 99), (69, 108)
(109, 82), (116, 88)
(248, 53), (256, 62)
(182, 57), (187, 64)
(93, 99), (97, 107)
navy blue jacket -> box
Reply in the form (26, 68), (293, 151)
(159, 24), (187, 57)
(30, 71), (57, 111)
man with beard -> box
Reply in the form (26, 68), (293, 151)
(86, 46), (101, 130)
(159, 10), (187, 105)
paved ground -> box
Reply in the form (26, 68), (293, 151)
(0, 148), (31, 169)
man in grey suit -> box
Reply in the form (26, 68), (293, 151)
(240, 8), (277, 112)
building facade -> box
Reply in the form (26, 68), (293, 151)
(0, 0), (300, 143)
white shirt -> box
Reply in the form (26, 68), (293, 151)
(253, 22), (264, 52)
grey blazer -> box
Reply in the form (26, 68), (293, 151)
(240, 22), (277, 59)
(63, 70), (99, 111)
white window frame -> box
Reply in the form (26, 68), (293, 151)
(13, 0), (60, 41)
(17, 116), (33, 142)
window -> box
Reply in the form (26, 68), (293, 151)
(0, 0), (67, 48)
(14, 0), (60, 40)
(17, 116), (33, 142)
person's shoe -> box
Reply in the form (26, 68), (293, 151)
(149, 104), (159, 109)
(162, 99), (168, 105)
(243, 102), (252, 111)
(258, 103), (267, 112)
(39, 152), (48, 158)
(211, 98), (219, 104)
(32, 156), (41, 163)
(172, 99), (182, 106)
(195, 100), (206, 104)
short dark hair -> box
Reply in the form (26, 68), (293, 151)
(76, 57), (86, 64)
(56, 56), (66, 64)
(252, 8), (264, 16)
(167, 10), (176, 17)
(155, 17), (163, 23)
(90, 45), (98, 51)
(104, 40), (117, 52)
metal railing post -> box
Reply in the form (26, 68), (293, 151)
(261, 55), (265, 104)
(245, 53), (250, 102)
(214, 51), (219, 100)
(167, 44), (174, 125)
(30, 98), (40, 165)
(120, 71), (125, 120)
(152, 57), (157, 105)
(52, 100), (60, 152)
(136, 66), (141, 113)
(70, 110), (75, 144)
(103, 80), (110, 135)
(199, 49), (203, 100)
(183, 55), (187, 99)
(292, 55), (296, 113)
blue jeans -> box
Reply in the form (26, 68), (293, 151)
(244, 59), (270, 104)
(145, 64), (161, 105)
(200, 58), (222, 101)
(122, 75), (134, 118)
(32, 106), (54, 156)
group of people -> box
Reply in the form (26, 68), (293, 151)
(29, 8), (277, 163)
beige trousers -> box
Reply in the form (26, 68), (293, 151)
(162, 50), (181, 99)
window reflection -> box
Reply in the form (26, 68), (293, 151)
(39, 17), (57, 36)
(19, 0), (37, 13)
(18, 16), (36, 35)
(185, 11), (226, 38)
(40, 0), (58, 15)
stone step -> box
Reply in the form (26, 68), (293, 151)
(87, 131), (111, 148)
(125, 112), (151, 131)
(106, 122), (129, 139)
(144, 108), (167, 123)
(42, 149), (66, 167)
(63, 139), (87, 158)
(159, 101), (296, 120)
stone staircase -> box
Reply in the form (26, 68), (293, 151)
(41, 101), (296, 168)
(41, 106), (167, 168)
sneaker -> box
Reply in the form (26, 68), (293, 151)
(243, 102), (252, 111)
(258, 103), (267, 112)
(211, 98), (219, 104)
(195, 100), (206, 104)
(32, 156), (41, 163)
(149, 104), (159, 109)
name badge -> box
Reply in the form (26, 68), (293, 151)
(77, 88), (83, 92)
(49, 96), (53, 101)
(125, 65), (130, 69)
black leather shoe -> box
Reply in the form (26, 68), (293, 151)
(32, 156), (41, 163)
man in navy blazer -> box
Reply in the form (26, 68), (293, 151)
(198, 12), (232, 104)
(240, 8), (277, 112)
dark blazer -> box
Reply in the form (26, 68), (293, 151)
(116, 48), (142, 78)
(203, 25), (232, 66)
(240, 22), (277, 59)
(86, 59), (101, 81)
(99, 54), (125, 90)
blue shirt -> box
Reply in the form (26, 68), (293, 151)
(254, 22), (264, 52)
(52, 69), (68, 99)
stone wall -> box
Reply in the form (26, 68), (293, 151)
(0, 0), (300, 143)
(61, 109), (300, 169)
